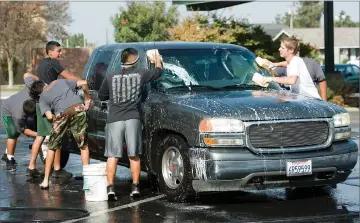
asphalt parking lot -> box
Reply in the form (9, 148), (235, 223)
(0, 111), (359, 223)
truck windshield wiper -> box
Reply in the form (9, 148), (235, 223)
(167, 85), (220, 91)
(220, 84), (266, 89)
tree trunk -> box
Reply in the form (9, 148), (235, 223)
(7, 56), (14, 88)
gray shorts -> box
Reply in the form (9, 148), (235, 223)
(104, 119), (142, 158)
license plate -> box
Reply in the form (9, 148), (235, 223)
(286, 160), (312, 177)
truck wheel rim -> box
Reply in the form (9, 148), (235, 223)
(162, 146), (184, 189)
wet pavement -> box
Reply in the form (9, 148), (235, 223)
(0, 111), (359, 223)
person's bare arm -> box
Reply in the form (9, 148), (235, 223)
(76, 80), (92, 109)
(264, 75), (298, 85)
(60, 70), (83, 81)
(154, 55), (163, 69)
(273, 61), (288, 67)
(76, 80), (90, 98)
(24, 129), (37, 137)
(318, 80), (327, 101)
(45, 111), (53, 121)
(23, 73), (39, 81)
(273, 75), (298, 85)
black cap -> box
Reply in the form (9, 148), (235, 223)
(121, 48), (139, 66)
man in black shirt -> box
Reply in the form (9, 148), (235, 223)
(29, 41), (85, 179)
(98, 48), (162, 200)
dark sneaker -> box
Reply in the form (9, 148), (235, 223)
(107, 184), (118, 201)
(52, 169), (73, 179)
(1, 154), (7, 163)
(2, 154), (17, 166)
(26, 168), (43, 178)
(130, 184), (140, 197)
(6, 158), (16, 172)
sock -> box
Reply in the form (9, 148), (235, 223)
(7, 155), (14, 160)
(5, 148), (7, 154)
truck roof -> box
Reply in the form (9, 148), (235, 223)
(95, 41), (246, 51)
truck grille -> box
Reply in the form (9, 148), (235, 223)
(248, 121), (329, 149)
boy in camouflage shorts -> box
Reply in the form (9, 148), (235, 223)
(29, 79), (92, 189)
(48, 104), (88, 151)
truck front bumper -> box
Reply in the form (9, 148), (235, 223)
(189, 140), (358, 192)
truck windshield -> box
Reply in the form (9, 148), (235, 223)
(153, 48), (280, 90)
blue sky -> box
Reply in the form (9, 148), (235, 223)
(68, 1), (359, 46)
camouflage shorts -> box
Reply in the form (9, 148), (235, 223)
(48, 104), (88, 151)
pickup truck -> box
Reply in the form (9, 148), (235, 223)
(58, 42), (358, 202)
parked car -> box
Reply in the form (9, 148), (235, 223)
(347, 56), (360, 67)
(59, 42), (358, 202)
(321, 64), (360, 92)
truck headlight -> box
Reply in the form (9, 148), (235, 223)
(333, 113), (351, 141)
(333, 113), (350, 127)
(199, 118), (244, 133)
(200, 133), (245, 147)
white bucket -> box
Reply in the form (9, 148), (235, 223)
(83, 163), (108, 201)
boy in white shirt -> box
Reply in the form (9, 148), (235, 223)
(262, 36), (321, 99)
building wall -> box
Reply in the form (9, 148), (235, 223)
(319, 47), (359, 65)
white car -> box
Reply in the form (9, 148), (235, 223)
(347, 56), (360, 67)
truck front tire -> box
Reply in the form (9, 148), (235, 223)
(156, 134), (195, 202)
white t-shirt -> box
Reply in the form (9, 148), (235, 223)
(286, 56), (321, 99)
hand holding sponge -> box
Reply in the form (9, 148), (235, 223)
(146, 49), (162, 63)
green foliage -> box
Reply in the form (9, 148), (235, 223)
(209, 13), (319, 60)
(342, 58), (350, 64)
(171, 13), (277, 60)
(326, 72), (356, 106)
(63, 33), (87, 48)
(334, 10), (360, 27)
(0, 57), (19, 82)
(274, 1), (323, 28)
(171, 13), (318, 61)
(326, 87), (336, 101)
(295, 2), (323, 28)
(111, 2), (179, 42)
(274, 13), (293, 27)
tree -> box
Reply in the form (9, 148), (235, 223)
(295, 1), (323, 28)
(63, 33), (87, 48)
(44, 2), (72, 40)
(334, 11), (360, 27)
(169, 14), (239, 43)
(171, 14), (279, 60)
(171, 13), (318, 61)
(274, 13), (292, 27)
(0, 1), (70, 87)
(274, 1), (323, 28)
(111, 2), (179, 42)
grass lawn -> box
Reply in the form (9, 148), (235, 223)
(0, 85), (24, 91)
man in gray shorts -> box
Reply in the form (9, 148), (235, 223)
(273, 57), (327, 101)
(98, 48), (163, 200)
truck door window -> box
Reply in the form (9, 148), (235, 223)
(345, 65), (353, 77)
(87, 50), (114, 90)
(352, 65), (360, 76)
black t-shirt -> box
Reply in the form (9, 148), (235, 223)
(98, 67), (162, 123)
(37, 57), (65, 84)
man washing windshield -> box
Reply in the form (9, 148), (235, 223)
(261, 36), (321, 99)
(98, 48), (163, 200)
